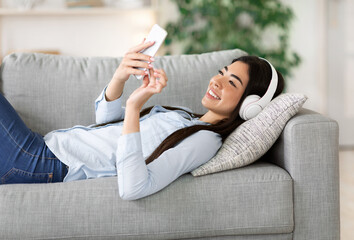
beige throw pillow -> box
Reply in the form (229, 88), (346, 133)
(191, 93), (307, 177)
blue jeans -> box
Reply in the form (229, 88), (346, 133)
(0, 92), (68, 184)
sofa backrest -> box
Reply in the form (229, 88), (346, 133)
(0, 49), (246, 135)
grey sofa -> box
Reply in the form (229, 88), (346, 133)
(0, 50), (339, 240)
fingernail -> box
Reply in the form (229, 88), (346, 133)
(150, 57), (155, 62)
(149, 64), (153, 68)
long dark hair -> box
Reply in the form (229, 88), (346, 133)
(97, 56), (285, 165)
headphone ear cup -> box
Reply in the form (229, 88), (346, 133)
(239, 95), (261, 120)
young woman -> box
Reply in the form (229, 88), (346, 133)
(0, 40), (284, 200)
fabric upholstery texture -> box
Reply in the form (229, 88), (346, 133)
(0, 49), (247, 135)
(0, 50), (339, 240)
(0, 162), (293, 239)
(191, 93), (307, 177)
(265, 108), (340, 240)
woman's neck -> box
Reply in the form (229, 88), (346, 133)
(199, 111), (226, 124)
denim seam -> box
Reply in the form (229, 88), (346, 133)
(1, 168), (53, 183)
(0, 120), (57, 160)
(1, 168), (15, 184)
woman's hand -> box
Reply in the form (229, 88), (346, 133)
(112, 40), (155, 83)
(105, 39), (155, 101)
(126, 68), (168, 111)
(122, 68), (167, 135)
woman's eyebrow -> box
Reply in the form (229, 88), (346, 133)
(224, 66), (243, 86)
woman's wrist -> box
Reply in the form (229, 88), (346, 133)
(105, 78), (126, 101)
(122, 105), (140, 135)
(112, 73), (127, 84)
(126, 100), (143, 113)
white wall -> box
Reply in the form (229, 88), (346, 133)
(160, 0), (329, 114)
(0, 0), (328, 114)
(1, 12), (156, 57)
(282, 0), (328, 114)
(0, 0), (157, 58)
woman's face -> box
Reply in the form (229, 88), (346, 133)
(201, 61), (250, 119)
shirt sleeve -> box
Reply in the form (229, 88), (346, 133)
(116, 130), (222, 201)
(95, 85), (125, 124)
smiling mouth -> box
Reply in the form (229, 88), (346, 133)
(206, 89), (221, 100)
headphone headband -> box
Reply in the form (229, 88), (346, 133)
(239, 57), (278, 120)
(256, 57), (278, 107)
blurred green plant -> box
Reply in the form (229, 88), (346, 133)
(164, 0), (301, 78)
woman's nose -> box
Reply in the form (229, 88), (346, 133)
(212, 76), (222, 89)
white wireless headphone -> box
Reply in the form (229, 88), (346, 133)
(239, 57), (278, 120)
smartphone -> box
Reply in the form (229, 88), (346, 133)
(135, 24), (168, 80)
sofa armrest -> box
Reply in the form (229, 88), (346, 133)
(265, 108), (340, 240)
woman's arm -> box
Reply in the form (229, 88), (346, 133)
(95, 85), (125, 124)
(116, 41), (170, 200)
(122, 106), (140, 134)
(116, 130), (222, 200)
(94, 40), (155, 124)
(122, 68), (167, 135)
(105, 79), (125, 102)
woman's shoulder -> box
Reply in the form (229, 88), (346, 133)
(195, 129), (220, 136)
(179, 130), (222, 161)
(187, 130), (222, 146)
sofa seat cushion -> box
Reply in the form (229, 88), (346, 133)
(0, 161), (293, 240)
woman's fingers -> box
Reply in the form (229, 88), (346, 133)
(127, 68), (148, 76)
(112, 39), (155, 84)
(154, 69), (166, 78)
(128, 40), (155, 54)
(141, 74), (149, 87)
(124, 52), (154, 63)
(121, 52), (154, 77)
(154, 69), (167, 86)
(124, 59), (153, 70)
(151, 69), (167, 93)
(148, 68), (156, 87)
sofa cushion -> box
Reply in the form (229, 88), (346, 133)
(0, 49), (246, 135)
(191, 93), (307, 176)
(0, 161), (293, 239)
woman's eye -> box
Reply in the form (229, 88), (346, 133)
(218, 70), (223, 75)
(229, 80), (237, 88)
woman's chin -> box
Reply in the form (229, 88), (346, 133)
(201, 98), (214, 111)
(201, 97), (208, 108)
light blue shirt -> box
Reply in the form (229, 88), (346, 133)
(44, 86), (222, 200)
